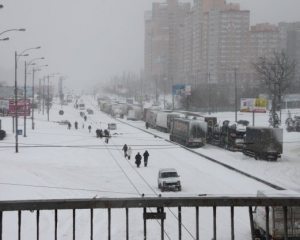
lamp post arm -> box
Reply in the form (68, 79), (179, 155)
(17, 47), (40, 62)
(0, 29), (22, 36)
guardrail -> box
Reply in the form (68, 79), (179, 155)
(1, 196), (300, 240)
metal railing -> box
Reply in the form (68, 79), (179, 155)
(0, 196), (300, 240)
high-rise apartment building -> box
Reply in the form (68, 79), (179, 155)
(144, 0), (190, 88)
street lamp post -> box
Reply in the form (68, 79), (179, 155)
(14, 46), (40, 153)
(47, 73), (60, 121)
(24, 58), (44, 136)
(32, 64), (48, 130)
(208, 72), (211, 115)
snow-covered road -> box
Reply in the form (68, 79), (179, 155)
(0, 96), (299, 239)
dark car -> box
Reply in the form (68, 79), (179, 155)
(87, 109), (94, 114)
(0, 130), (6, 140)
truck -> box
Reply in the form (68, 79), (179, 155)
(145, 110), (159, 129)
(253, 190), (300, 240)
(170, 118), (207, 148)
(156, 112), (184, 133)
(243, 127), (283, 161)
(127, 106), (142, 120)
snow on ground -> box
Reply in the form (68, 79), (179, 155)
(0, 95), (299, 239)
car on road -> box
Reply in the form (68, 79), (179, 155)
(57, 120), (70, 125)
(158, 168), (181, 192)
(108, 123), (117, 130)
(0, 130), (6, 140)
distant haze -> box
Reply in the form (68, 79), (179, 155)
(0, 0), (299, 92)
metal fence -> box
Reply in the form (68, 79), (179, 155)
(0, 196), (300, 240)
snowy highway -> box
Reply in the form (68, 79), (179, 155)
(0, 96), (298, 239)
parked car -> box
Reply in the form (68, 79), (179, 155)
(58, 120), (70, 125)
(87, 109), (94, 114)
(157, 168), (181, 192)
(108, 123), (117, 130)
(0, 130), (6, 140)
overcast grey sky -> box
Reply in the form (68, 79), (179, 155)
(0, 0), (299, 92)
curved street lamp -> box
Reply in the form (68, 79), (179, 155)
(0, 29), (25, 36)
(45, 73), (60, 121)
(23, 57), (44, 136)
(31, 64), (48, 129)
(14, 46), (41, 153)
(0, 37), (9, 41)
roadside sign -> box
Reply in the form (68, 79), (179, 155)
(8, 99), (31, 117)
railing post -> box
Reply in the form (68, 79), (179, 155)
(196, 207), (199, 240)
(143, 208), (147, 240)
(248, 207), (255, 240)
(265, 207), (269, 240)
(160, 207), (164, 240)
(231, 206), (234, 240)
(73, 209), (75, 240)
(108, 208), (111, 240)
(283, 206), (288, 240)
(90, 209), (93, 240)
(0, 211), (2, 240)
(213, 206), (216, 240)
(126, 208), (129, 240)
(18, 210), (21, 240)
(36, 210), (40, 240)
(54, 209), (57, 240)
(178, 206), (182, 240)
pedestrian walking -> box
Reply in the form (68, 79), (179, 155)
(122, 144), (128, 157)
(82, 123), (85, 129)
(135, 152), (142, 168)
(127, 147), (132, 160)
(74, 121), (78, 130)
(88, 125), (92, 133)
(143, 150), (150, 167)
(105, 135), (110, 144)
(68, 122), (71, 130)
(84, 116), (87, 121)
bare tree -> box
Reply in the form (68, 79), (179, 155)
(252, 50), (297, 125)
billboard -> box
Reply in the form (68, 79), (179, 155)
(0, 99), (9, 115)
(17, 87), (33, 98)
(240, 98), (267, 113)
(172, 84), (191, 96)
(8, 99), (31, 117)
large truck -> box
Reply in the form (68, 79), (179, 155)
(127, 105), (142, 120)
(253, 190), (300, 240)
(155, 112), (184, 133)
(170, 118), (207, 148)
(145, 110), (159, 129)
(243, 127), (283, 161)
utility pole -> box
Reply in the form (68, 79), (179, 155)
(42, 76), (45, 115)
(38, 78), (41, 114)
(208, 72), (211, 115)
(32, 68), (35, 129)
(47, 75), (50, 121)
(14, 51), (19, 153)
(172, 76), (174, 110)
(234, 67), (237, 122)
(24, 61), (27, 137)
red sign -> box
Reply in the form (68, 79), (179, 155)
(8, 99), (31, 117)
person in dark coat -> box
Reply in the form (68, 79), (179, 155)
(99, 129), (103, 138)
(135, 152), (142, 168)
(68, 122), (71, 130)
(84, 116), (87, 121)
(74, 121), (78, 130)
(143, 150), (150, 167)
(88, 125), (92, 133)
(122, 144), (128, 157)
(96, 129), (100, 138)
(104, 129), (109, 136)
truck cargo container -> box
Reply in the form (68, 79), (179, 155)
(243, 127), (283, 161)
(145, 110), (159, 129)
(170, 119), (207, 148)
(127, 106), (142, 120)
(253, 190), (300, 240)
